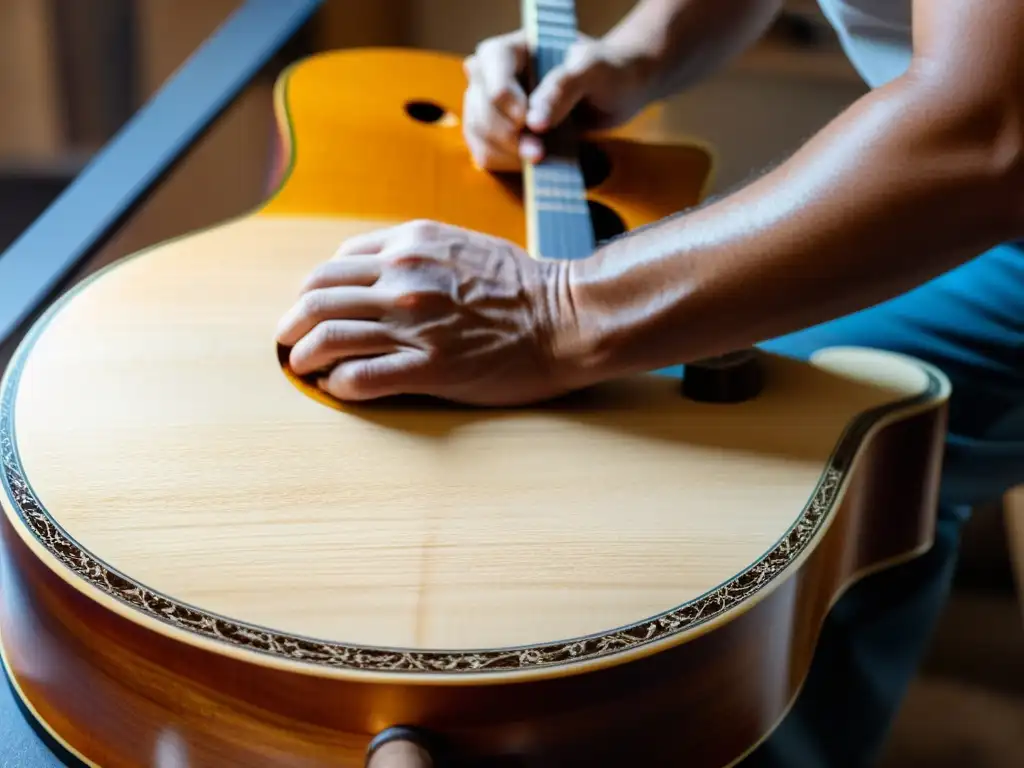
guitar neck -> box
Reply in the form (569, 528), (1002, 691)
(521, 0), (595, 262)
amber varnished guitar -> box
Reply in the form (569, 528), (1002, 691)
(0, 1), (949, 767)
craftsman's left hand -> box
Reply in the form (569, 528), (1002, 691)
(276, 220), (584, 405)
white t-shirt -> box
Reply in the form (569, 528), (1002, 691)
(815, 0), (912, 87)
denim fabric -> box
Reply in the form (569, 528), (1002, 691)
(739, 241), (1024, 766)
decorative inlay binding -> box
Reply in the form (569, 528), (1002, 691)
(0, 25), (944, 676)
(0, 268), (940, 677)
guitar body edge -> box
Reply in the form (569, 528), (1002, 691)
(0, 376), (948, 767)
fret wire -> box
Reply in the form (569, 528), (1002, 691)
(536, 42), (570, 55)
(536, 185), (586, 198)
(538, 27), (577, 41)
(535, 170), (584, 186)
(536, 42), (566, 80)
(537, 10), (577, 27)
(536, 202), (590, 214)
(525, 0), (595, 261)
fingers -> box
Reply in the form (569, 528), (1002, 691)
(526, 43), (595, 134)
(463, 86), (534, 170)
(519, 133), (544, 162)
(472, 30), (530, 122)
(296, 220), (448, 296)
(288, 320), (400, 376)
(276, 287), (390, 347)
(318, 350), (428, 401)
(462, 31), (532, 169)
(464, 129), (528, 173)
(300, 257), (381, 293)
(331, 227), (399, 259)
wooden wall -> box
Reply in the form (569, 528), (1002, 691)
(0, 0), (63, 162)
(88, 0), (276, 272)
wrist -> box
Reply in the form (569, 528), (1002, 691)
(544, 252), (633, 391)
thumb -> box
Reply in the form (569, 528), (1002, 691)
(525, 45), (596, 133)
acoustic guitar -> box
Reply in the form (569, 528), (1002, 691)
(0, 1), (950, 766)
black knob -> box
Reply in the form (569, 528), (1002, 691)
(682, 349), (765, 403)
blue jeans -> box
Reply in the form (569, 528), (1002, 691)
(732, 241), (1024, 767)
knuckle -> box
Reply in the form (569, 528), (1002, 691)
(299, 289), (328, 319)
(394, 288), (435, 311)
(405, 219), (440, 240)
(306, 262), (333, 288)
(388, 250), (428, 271)
(342, 362), (379, 395)
(313, 321), (344, 349)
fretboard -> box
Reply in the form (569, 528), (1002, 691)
(521, 0), (595, 262)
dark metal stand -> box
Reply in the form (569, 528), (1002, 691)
(0, 0), (324, 349)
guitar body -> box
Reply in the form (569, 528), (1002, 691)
(0, 48), (949, 768)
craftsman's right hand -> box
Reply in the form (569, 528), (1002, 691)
(461, 30), (649, 171)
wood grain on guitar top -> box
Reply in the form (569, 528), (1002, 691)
(0, 48), (950, 767)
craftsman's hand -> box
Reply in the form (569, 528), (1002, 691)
(462, 31), (650, 171)
(276, 221), (586, 405)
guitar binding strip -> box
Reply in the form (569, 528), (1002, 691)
(0, 270), (941, 675)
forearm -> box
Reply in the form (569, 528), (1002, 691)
(563, 69), (1024, 379)
(603, 0), (784, 100)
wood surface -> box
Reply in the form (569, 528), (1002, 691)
(0, 46), (950, 767)
(7, 244), (935, 650)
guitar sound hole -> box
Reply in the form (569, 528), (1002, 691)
(405, 100), (446, 124)
(579, 142), (611, 189)
(589, 200), (627, 244)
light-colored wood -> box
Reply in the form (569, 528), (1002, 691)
(3, 47), (913, 654)
(12, 213), (931, 650)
